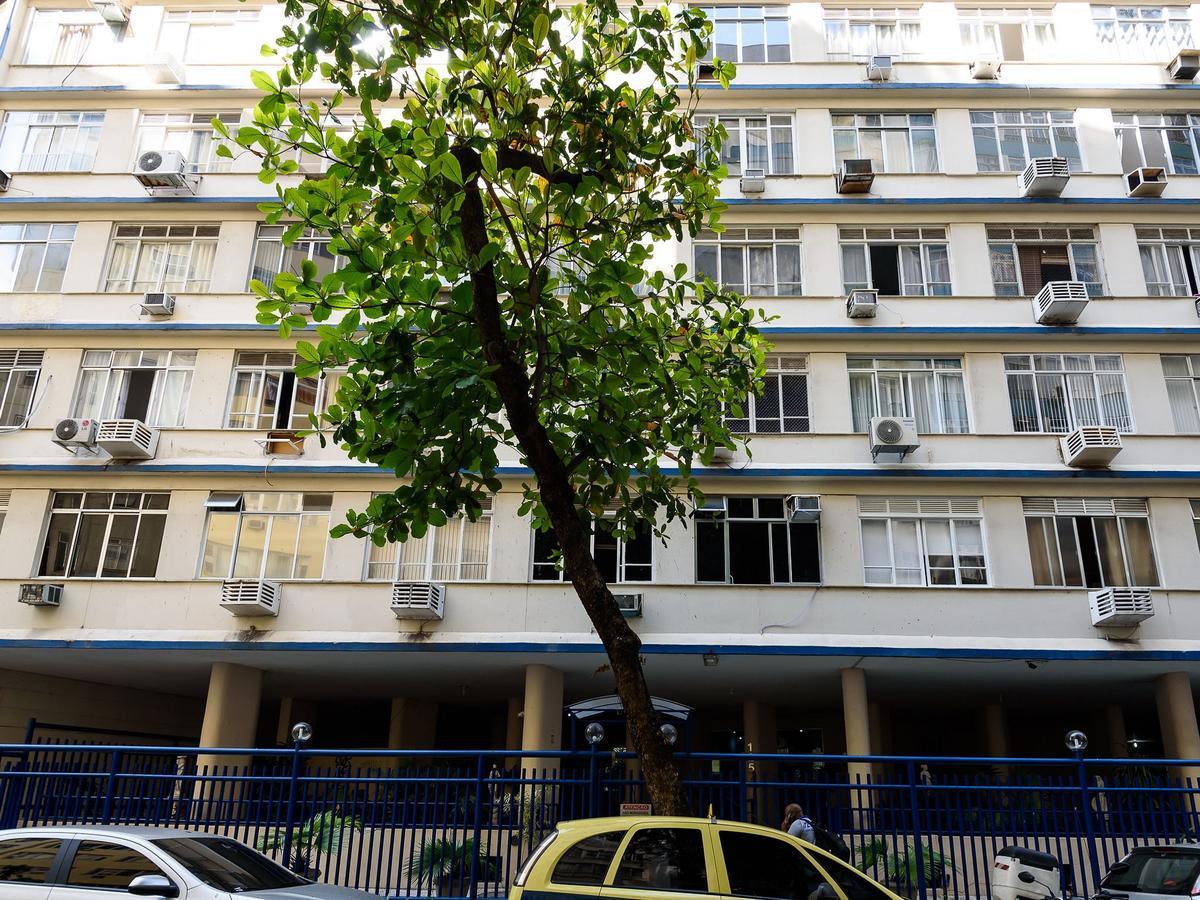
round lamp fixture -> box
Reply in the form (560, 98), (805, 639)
(291, 721), (313, 744)
(584, 722), (606, 745)
(660, 723), (679, 746)
(1064, 729), (1088, 752)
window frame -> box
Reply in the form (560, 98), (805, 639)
(1113, 113), (1200, 174)
(847, 356), (971, 434)
(156, 7), (263, 63)
(985, 225), (1106, 298)
(224, 351), (339, 430)
(1162, 354), (1200, 433)
(694, 496), (822, 586)
(135, 111), (240, 174)
(198, 492), (332, 581)
(530, 516), (655, 584)
(1023, 497), (1160, 589)
(694, 113), (796, 176)
(726, 353), (810, 435)
(824, 7), (923, 60)
(698, 5), (791, 64)
(693, 228), (802, 296)
(365, 499), (495, 582)
(610, 825), (712, 894)
(102, 224), (221, 293)
(1093, 6), (1194, 58)
(0, 349), (45, 428)
(0, 223), (76, 293)
(1137, 227), (1200, 296)
(249, 225), (347, 290)
(0, 110), (104, 173)
(969, 110), (1083, 173)
(831, 112), (940, 174)
(858, 497), (990, 588)
(37, 491), (170, 580)
(957, 8), (1057, 61)
(838, 226), (951, 296)
(1003, 353), (1133, 434)
(21, 8), (125, 65)
(70, 349), (196, 428)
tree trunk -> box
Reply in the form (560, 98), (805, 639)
(459, 183), (690, 816)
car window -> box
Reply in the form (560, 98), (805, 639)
(65, 841), (164, 889)
(553, 831), (627, 886)
(153, 837), (306, 892)
(613, 827), (708, 892)
(805, 848), (893, 900)
(719, 831), (837, 900)
(0, 838), (62, 884)
(1102, 849), (1200, 896)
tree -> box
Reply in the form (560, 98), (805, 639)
(224, 0), (767, 814)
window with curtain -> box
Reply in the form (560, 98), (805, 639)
(200, 492), (331, 579)
(135, 112), (239, 174)
(1162, 354), (1200, 433)
(72, 350), (195, 427)
(225, 351), (339, 430)
(695, 496), (820, 584)
(694, 114), (795, 175)
(848, 357), (969, 434)
(1004, 354), (1132, 433)
(103, 224), (219, 292)
(367, 497), (493, 581)
(986, 226), (1104, 297)
(0, 350), (43, 428)
(693, 228), (802, 296)
(1023, 497), (1159, 587)
(39, 491), (169, 579)
(698, 6), (790, 63)
(156, 8), (263, 62)
(0, 224), (75, 293)
(958, 8), (1057, 60)
(22, 9), (127, 65)
(725, 354), (809, 434)
(824, 8), (922, 60)
(1114, 113), (1200, 174)
(533, 518), (653, 583)
(250, 225), (346, 288)
(1137, 227), (1200, 296)
(858, 497), (987, 586)
(970, 111), (1081, 173)
(1093, 6), (1193, 58)
(1192, 499), (1200, 552)
(0, 111), (104, 173)
(832, 113), (939, 173)
(839, 227), (950, 296)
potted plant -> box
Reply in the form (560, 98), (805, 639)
(407, 837), (497, 897)
(856, 838), (951, 898)
(256, 809), (363, 879)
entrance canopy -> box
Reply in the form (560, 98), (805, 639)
(566, 695), (693, 722)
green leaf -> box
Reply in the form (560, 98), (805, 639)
(295, 341), (321, 363)
(249, 69), (276, 93)
(533, 13), (549, 46)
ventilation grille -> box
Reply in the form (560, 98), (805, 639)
(0, 490), (10, 509)
(1022, 498), (1148, 516)
(0, 350), (45, 368)
(219, 579), (281, 616)
(859, 497), (982, 516)
(1089, 587), (1154, 627)
(391, 581), (446, 620)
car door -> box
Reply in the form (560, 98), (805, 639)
(536, 828), (630, 899)
(712, 828), (845, 900)
(599, 823), (718, 900)
(797, 845), (902, 900)
(47, 838), (183, 900)
(0, 834), (66, 900)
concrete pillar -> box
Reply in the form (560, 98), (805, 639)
(195, 663), (262, 811)
(743, 701), (778, 756)
(984, 702), (1011, 778)
(521, 665), (564, 775)
(1155, 673), (1200, 784)
(868, 702), (885, 756)
(841, 668), (872, 787)
(388, 698), (437, 750)
(744, 701), (778, 824)
(1105, 704), (1130, 758)
(506, 697), (523, 750)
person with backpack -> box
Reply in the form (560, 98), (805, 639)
(782, 803), (852, 861)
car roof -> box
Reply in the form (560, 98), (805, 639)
(555, 816), (781, 833)
(0, 825), (215, 840)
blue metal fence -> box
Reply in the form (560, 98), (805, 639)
(2, 743), (1198, 900)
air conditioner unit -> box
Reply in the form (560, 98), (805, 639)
(1032, 280), (1089, 325)
(18, 583), (62, 607)
(837, 158), (875, 194)
(140, 292), (176, 316)
(866, 55), (892, 81)
(697, 61), (718, 81)
(88, 0), (129, 23)
(145, 52), (185, 84)
(220, 580), (281, 616)
(133, 149), (198, 196)
(785, 495), (821, 523)
(970, 56), (1001, 79)
(96, 419), (160, 460)
(1019, 157), (1071, 198)
(0, 170), (11, 192)
(1060, 426), (1122, 468)
(614, 593), (643, 618)
(259, 430), (305, 457)
(1168, 49), (1200, 80)
(391, 582), (446, 620)
(1089, 587), (1154, 627)
(1126, 166), (1167, 197)
(52, 418), (98, 450)
(707, 443), (735, 464)
(869, 416), (919, 460)
(739, 167), (766, 193)
(846, 288), (879, 318)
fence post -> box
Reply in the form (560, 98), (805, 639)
(906, 760), (929, 900)
(100, 750), (121, 825)
(1075, 750), (1103, 894)
(467, 753), (487, 900)
(588, 744), (599, 818)
(281, 740), (304, 872)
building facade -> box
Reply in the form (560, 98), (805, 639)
(1, 0), (1200, 766)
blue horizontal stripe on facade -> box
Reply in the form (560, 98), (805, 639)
(0, 84), (250, 92)
(684, 81), (1200, 92)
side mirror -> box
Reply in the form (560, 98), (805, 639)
(1019, 872), (1037, 884)
(127, 875), (179, 898)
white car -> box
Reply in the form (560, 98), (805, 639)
(0, 826), (374, 899)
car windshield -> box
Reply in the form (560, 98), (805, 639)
(152, 837), (308, 893)
(1102, 849), (1200, 896)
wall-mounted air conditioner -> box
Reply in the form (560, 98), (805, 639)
(869, 416), (919, 460)
(258, 430), (305, 457)
(1019, 157), (1070, 198)
(1168, 49), (1200, 80)
(391, 582), (446, 620)
(88, 0), (129, 23)
(739, 167), (766, 193)
(1032, 280), (1089, 325)
(1060, 426), (1122, 468)
(707, 443), (734, 464)
(141, 292), (176, 316)
(52, 418), (97, 451)
(785, 495), (821, 523)
(0, 170), (11, 192)
(133, 150), (198, 196)
(837, 158), (874, 194)
(220, 580), (281, 616)
(846, 288), (879, 318)
(96, 419), (160, 460)
(696, 62), (718, 82)
(145, 52), (185, 84)
(1089, 587), (1154, 627)
(970, 56), (1001, 79)
(614, 593), (643, 618)
(1126, 166), (1167, 197)
(866, 55), (892, 81)
(19, 584), (62, 607)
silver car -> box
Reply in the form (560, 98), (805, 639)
(1097, 844), (1200, 900)
(0, 825), (373, 899)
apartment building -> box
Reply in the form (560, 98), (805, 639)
(1, 0), (1200, 765)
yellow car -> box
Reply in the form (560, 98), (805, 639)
(511, 816), (904, 900)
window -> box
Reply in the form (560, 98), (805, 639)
(1137, 228), (1200, 296)
(986, 226), (1104, 297)
(1162, 354), (1200, 432)
(103, 224), (220, 293)
(726, 354), (809, 434)
(1023, 497), (1159, 588)
(958, 8), (1056, 60)
(533, 518), (653, 583)
(250, 225), (346, 288)
(1101, 848), (1200, 897)
(136, 112), (239, 174)
(832, 113), (939, 174)
(1114, 113), (1200, 174)
(552, 831), (627, 886)
(0, 491), (8, 536)
(696, 496), (820, 585)
(157, 8), (263, 62)
(694, 114), (795, 175)
(22, 9), (126, 65)
(694, 228), (802, 296)
(811, 852), (894, 900)
(66, 841), (164, 889)
(39, 492), (169, 579)
(0, 350), (44, 428)
(719, 831), (837, 900)
(848, 357), (969, 434)
(0, 111), (103, 172)
(970, 111), (1081, 173)
(840, 227), (950, 296)
(1192, 499), (1200, 551)
(613, 828), (708, 892)
(699, 6), (790, 63)
(0, 224), (75, 293)
(200, 492), (331, 580)
(226, 351), (339, 430)
(825, 8), (921, 60)
(1004, 354), (1132, 433)
(154, 837), (305, 893)
(72, 349), (195, 427)
(367, 497), (493, 581)
(1093, 6), (1193, 57)
(0, 837), (63, 884)
(859, 497), (987, 586)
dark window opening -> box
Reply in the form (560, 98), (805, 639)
(869, 245), (900, 295)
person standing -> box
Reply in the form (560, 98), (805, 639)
(781, 803), (815, 843)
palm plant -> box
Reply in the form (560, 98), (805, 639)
(256, 809), (363, 876)
(406, 837), (497, 896)
(856, 838), (951, 897)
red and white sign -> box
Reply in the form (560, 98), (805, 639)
(619, 802), (652, 816)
